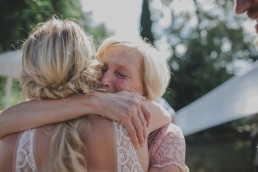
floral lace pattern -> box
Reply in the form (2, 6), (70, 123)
(15, 129), (37, 172)
(14, 123), (186, 172)
(114, 122), (143, 172)
(148, 123), (189, 172)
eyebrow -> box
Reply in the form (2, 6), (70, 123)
(117, 64), (131, 74)
(104, 61), (132, 75)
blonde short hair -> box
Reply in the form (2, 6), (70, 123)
(97, 36), (171, 100)
(20, 18), (101, 99)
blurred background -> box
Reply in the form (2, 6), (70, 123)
(0, 0), (258, 171)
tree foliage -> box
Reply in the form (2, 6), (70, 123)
(145, 1), (258, 171)
(0, 0), (110, 108)
(0, 0), (110, 52)
(140, 0), (155, 45)
(149, 0), (257, 110)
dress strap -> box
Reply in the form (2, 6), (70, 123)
(113, 121), (143, 172)
(15, 129), (37, 172)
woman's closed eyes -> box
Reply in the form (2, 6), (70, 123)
(102, 65), (129, 79)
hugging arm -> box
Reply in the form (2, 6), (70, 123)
(146, 101), (172, 134)
(0, 94), (100, 139)
(0, 91), (152, 146)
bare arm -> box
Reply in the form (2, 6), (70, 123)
(0, 93), (99, 139)
(145, 101), (172, 134)
(0, 91), (172, 147)
(0, 91), (151, 144)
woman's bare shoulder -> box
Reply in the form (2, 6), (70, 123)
(0, 133), (20, 171)
(81, 116), (116, 170)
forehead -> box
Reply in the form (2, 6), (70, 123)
(102, 45), (142, 65)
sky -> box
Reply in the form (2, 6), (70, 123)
(80, 0), (256, 42)
(80, 0), (257, 75)
(80, 0), (183, 60)
(81, 0), (143, 39)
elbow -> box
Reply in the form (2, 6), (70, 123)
(164, 108), (172, 124)
(168, 114), (172, 123)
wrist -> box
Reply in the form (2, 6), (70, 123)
(85, 92), (105, 115)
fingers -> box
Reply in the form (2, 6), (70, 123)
(119, 106), (146, 148)
(141, 103), (150, 128)
(137, 108), (147, 141)
(123, 121), (139, 148)
(132, 113), (146, 147)
(114, 91), (148, 148)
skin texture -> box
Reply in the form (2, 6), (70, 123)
(100, 45), (170, 148)
(0, 41), (175, 171)
(101, 45), (144, 95)
(100, 45), (148, 146)
(100, 45), (181, 172)
(0, 91), (151, 147)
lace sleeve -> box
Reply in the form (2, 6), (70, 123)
(148, 123), (189, 172)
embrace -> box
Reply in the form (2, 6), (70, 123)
(0, 18), (188, 172)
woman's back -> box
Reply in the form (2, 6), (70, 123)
(0, 115), (148, 172)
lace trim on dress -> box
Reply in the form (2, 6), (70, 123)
(114, 122), (143, 172)
(148, 123), (189, 172)
(15, 129), (37, 172)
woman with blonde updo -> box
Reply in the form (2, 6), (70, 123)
(0, 18), (102, 172)
(0, 18), (172, 172)
(20, 18), (102, 172)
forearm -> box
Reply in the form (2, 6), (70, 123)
(145, 101), (172, 134)
(0, 92), (103, 138)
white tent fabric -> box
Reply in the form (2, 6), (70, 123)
(0, 50), (22, 79)
(0, 50), (22, 108)
(175, 62), (258, 136)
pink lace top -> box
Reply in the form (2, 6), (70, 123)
(148, 123), (189, 172)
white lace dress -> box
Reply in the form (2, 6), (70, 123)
(15, 129), (37, 172)
(113, 121), (143, 172)
(15, 122), (143, 172)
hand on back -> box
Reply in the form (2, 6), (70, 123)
(98, 91), (150, 148)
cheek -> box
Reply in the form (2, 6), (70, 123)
(133, 81), (144, 95)
(112, 78), (143, 95)
(127, 79), (144, 95)
(113, 79), (128, 92)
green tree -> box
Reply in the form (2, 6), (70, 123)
(145, 1), (258, 171)
(149, 0), (256, 110)
(0, 0), (110, 108)
(140, 0), (154, 45)
(0, 0), (110, 52)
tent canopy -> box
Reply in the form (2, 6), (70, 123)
(0, 50), (22, 79)
(175, 62), (258, 136)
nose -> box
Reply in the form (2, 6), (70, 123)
(101, 70), (111, 89)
